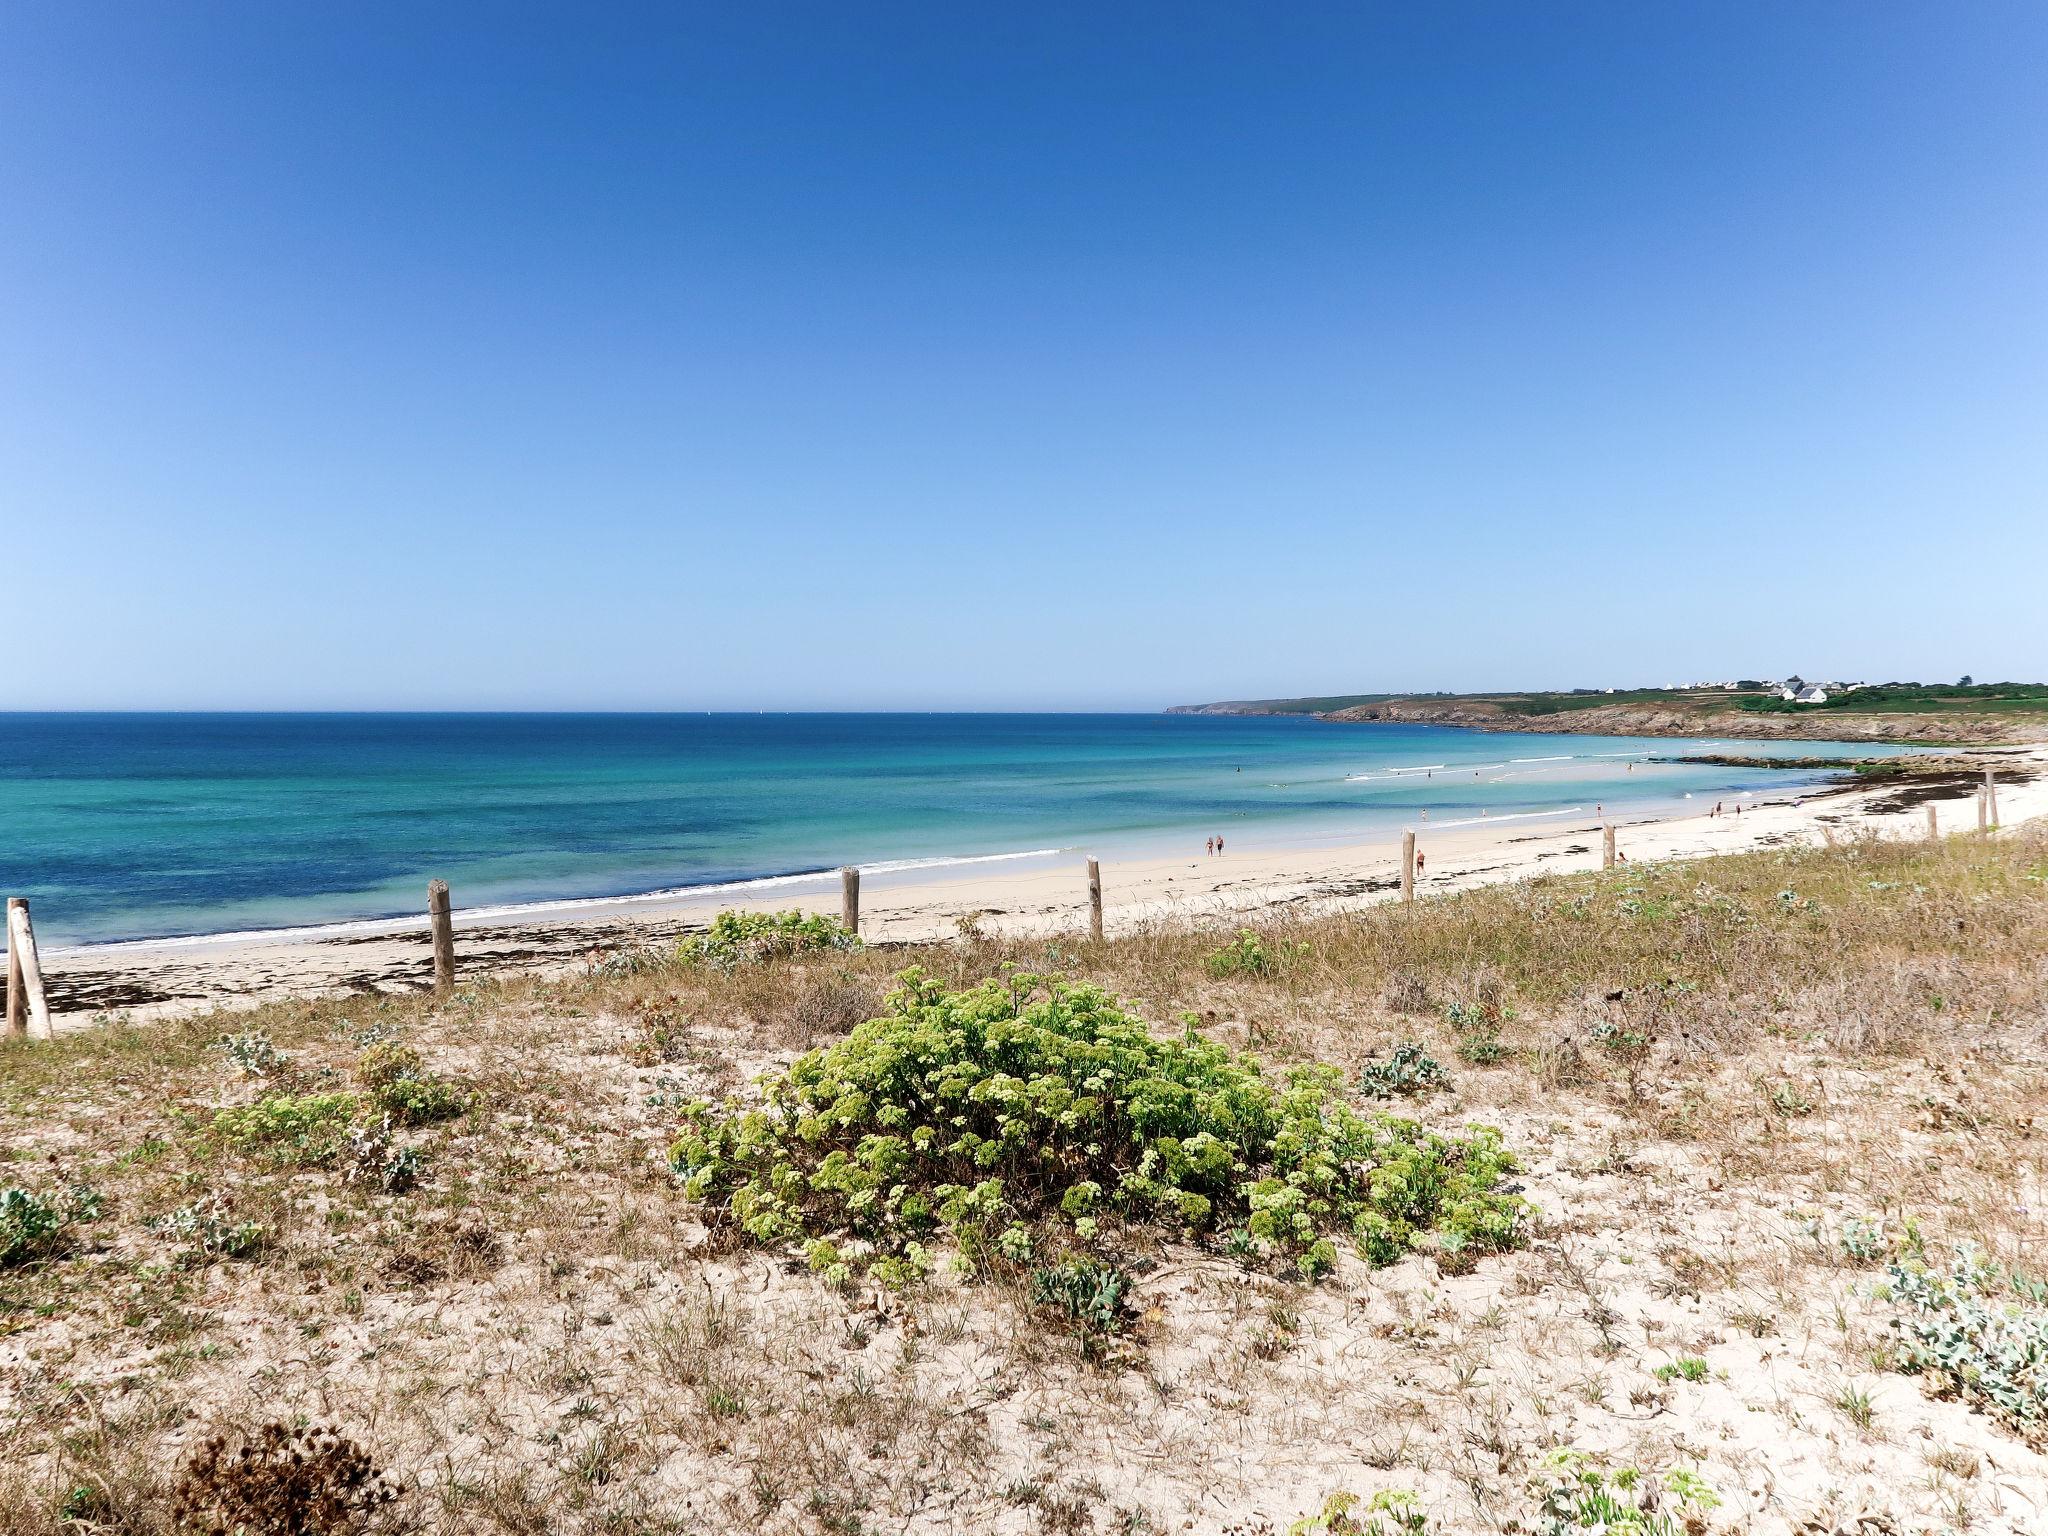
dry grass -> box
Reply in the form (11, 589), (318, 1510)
(3, 829), (2046, 1533)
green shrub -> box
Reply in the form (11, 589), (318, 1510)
(1359, 1042), (1450, 1099)
(1453, 1027), (1505, 1066)
(1288, 1489), (1428, 1536)
(355, 1042), (422, 1088)
(677, 909), (860, 971)
(1838, 1213), (1920, 1265)
(215, 1032), (285, 1077)
(0, 1188), (69, 1266)
(1206, 930), (1273, 978)
(356, 1043), (467, 1125)
(1652, 1356), (1709, 1383)
(1590, 1020), (1649, 1057)
(1443, 999), (1512, 1065)
(343, 1119), (426, 1191)
(671, 969), (1528, 1283)
(370, 1076), (465, 1126)
(209, 1093), (361, 1166)
(1885, 1247), (2048, 1433)
(1441, 1000), (1503, 1028)
(152, 1194), (267, 1264)
(1030, 1256), (1132, 1348)
(1526, 1451), (1718, 1534)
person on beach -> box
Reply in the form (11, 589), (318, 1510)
(1216, 835), (1225, 855)
(1205, 837), (1214, 856)
(1415, 850), (1425, 877)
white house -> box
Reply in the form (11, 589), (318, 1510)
(1795, 686), (1828, 704)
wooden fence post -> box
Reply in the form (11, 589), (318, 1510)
(1086, 858), (1103, 942)
(1926, 804), (1938, 840)
(1401, 830), (1415, 903)
(5, 899), (24, 1038)
(1602, 824), (1615, 870)
(427, 880), (455, 994)
(1985, 769), (1999, 829)
(840, 866), (860, 936)
(6, 899), (51, 1040)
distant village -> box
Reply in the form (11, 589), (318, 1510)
(1575, 677), (1891, 704)
(1675, 677), (1856, 703)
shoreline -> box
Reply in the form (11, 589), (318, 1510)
(22, 736), (1950, 959)
(29, 747), (2043, 1033)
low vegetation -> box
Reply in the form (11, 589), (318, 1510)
(1739, 680), (2048, 716)
(2, 827), (2046, 1531)
(1884, 1248), (2048, 1438)
(0, 1186), (94, 1268)
(676, 908), (860, 971)
(1174, 682), (2048, 741)
(672, 969), (1527, 1282)
(169, 1422), (396, 1535)
(1523, 1451), (1719, 1535)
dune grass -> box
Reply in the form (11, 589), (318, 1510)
(1, 826), (2044, 1532)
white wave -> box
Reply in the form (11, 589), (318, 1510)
(1419, 805), (1587, 831)
(848, 849), (1064, 877)
(1511, 755), (1574, 763)
(1350, 761), (1510, 781)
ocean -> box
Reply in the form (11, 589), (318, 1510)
(0, 712), (1919, 948)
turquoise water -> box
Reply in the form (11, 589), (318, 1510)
(0, 713), (1915, 947)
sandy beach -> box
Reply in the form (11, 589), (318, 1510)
(30, 747), (2042, 1033)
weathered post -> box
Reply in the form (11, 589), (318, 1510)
(840, 866), (860, 936)
(1602, 823), (1616, 870)
(6, 899), (51, 1040)
(4, 899), (24, 1038)
(1086, 857), (1103, 942)
(427, 880), (455, 994)
(1985, 769), (1999, 829)
(1400, 830), (1416, 903)
(1978, 789), (1989, 833)
(1926, 804), (1938, 840)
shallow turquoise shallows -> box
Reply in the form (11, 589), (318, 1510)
(0, 713), (1918, 947)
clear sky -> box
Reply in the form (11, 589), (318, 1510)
(4, 3), (2044, 710)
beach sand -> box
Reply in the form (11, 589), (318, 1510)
(29, 749), (2044, 1031)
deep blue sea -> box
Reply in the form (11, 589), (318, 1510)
(0, 713), (1918, 948)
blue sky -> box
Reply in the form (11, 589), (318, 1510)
(3, 3), (2044, 709)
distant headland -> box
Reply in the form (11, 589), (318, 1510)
(1166, 680), (2048, 745)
